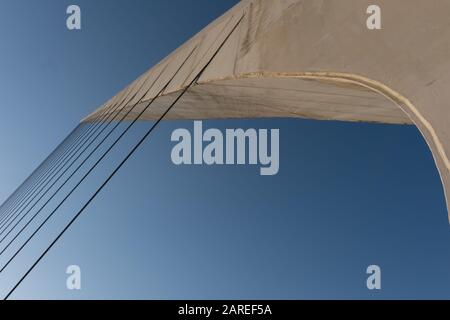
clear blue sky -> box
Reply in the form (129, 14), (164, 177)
(0, 0), (448, 299)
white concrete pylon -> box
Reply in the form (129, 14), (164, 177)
(83, 0), (450, 221)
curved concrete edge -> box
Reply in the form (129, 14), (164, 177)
(82, 71), (450, 220)
(210, 72), (450, 221)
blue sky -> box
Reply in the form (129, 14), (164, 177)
(0, 0), (448, 299)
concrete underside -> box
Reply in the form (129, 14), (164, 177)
(83, 0), (450, 220)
